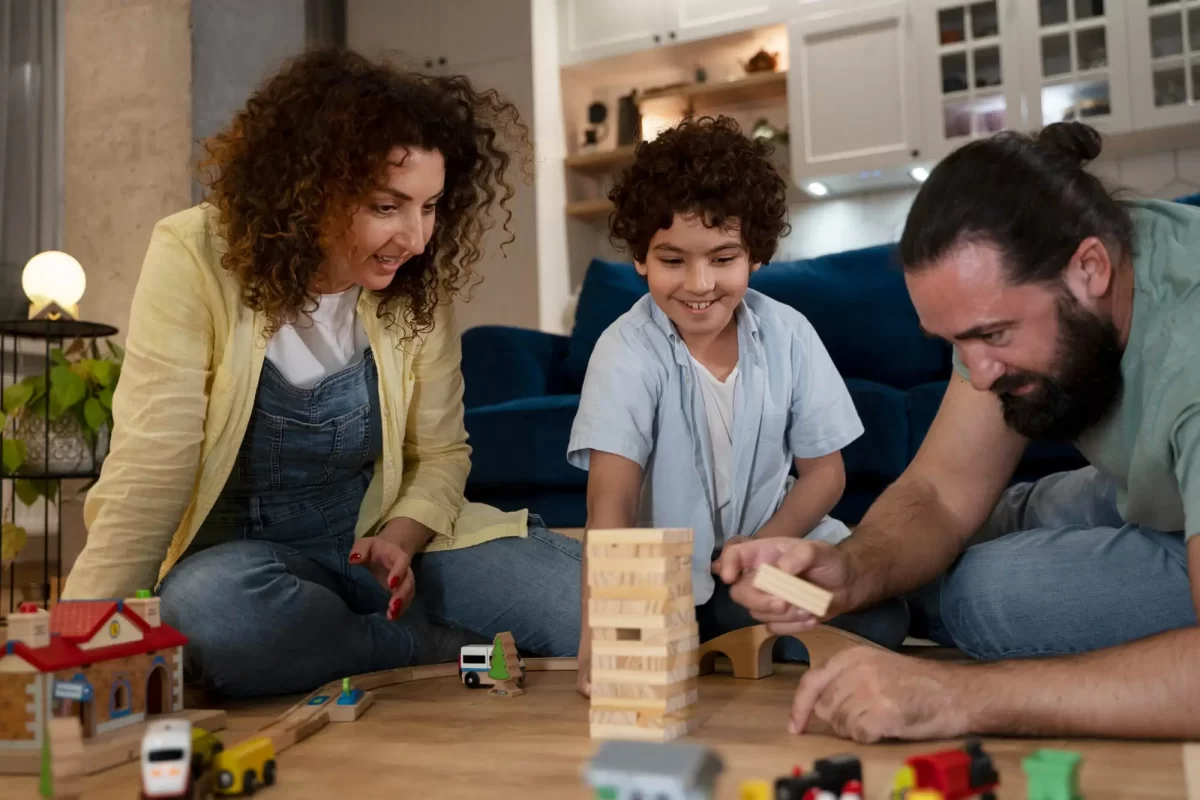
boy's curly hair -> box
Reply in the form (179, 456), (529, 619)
(198, 47), (529, 339)
(608, 116), (790, 264)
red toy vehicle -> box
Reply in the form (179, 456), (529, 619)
(891, 738), (999, 800)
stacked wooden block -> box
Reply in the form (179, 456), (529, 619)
(587, 528), (699, 742)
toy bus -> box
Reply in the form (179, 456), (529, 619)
(459, 643), (526, 689)
(141, 719), (193, 800)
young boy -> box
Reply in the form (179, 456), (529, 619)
(567, 117), (909, 694)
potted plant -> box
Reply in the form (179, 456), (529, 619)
(1, 338), (123, 564)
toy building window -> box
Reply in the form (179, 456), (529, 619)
(615, 629), (641, 641)
(109, 678), (133, 717)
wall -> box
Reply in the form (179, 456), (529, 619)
(64, 0), (193, 340)
(190, 0), (309, 203)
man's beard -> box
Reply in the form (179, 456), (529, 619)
(992, 293), (1124, 441)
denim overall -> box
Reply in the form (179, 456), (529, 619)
(191, 348), (382, 569)
(159, 342), (586, 698)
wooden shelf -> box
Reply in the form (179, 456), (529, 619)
(565, 199), (614, 219)
(639, 70), (788, 108)
(564, 145), (637, 171)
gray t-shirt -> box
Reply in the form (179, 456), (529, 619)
(953, 199), (1200, 539)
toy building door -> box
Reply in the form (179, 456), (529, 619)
(145, 665), (170, 716)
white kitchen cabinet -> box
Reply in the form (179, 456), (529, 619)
(914, 0), (1026, 159)
(670, 0), (784, 45)
(1015, 0), (1132, 134)
(786, 0), (924, 184)
(1127, 0), (1200, 129)
(558, 0), (671, 65)
(558, 0), (793, 66)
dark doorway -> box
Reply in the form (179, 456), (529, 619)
(146, 666), (168, 716)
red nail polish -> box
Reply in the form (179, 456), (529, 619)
(349, 553), (362, 563)
(388, 575), (399, 589)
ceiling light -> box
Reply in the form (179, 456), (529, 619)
(806, 182), (829, 197)
(910, 166), (930, 183)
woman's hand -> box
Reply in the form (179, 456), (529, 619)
(349, 536), (416, 621)
(577, 633), (592, 697)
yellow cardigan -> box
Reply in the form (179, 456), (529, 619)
(62, 204), (527, 600)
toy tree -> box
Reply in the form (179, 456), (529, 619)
(488, 635), (510, 681)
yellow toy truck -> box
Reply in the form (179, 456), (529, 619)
(211, 736), (277, 795)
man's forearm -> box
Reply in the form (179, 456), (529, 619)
(839, 474), (969, 611)
(755, 463), (844, 540)
(956, 626), (1200, 738)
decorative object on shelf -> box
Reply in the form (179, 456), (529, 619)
(617, 91), (641, 147)
(695, 65), (707, 83)
(0, 317), (120, 616)
(742, 48), (779, 74)
(751, 118), (789, 144)
(583, 101), (608, 149)
(21, 251), (86, 321)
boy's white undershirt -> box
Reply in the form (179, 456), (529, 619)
(690, 353), (739, 541)
(265, 287), (370, 390)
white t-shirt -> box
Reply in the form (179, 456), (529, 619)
(265, 287), (370, 389)
(690, 353), (739, 542)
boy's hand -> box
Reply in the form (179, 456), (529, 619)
(712, 537), (854, 633)
(349, 537), (416, 621)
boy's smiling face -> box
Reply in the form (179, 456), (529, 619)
(636, 212), (758, 342)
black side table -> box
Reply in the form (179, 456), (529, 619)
(1, 318), (119, 616)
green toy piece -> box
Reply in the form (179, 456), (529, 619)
(342, 677), (351, 696)
(1022, 748), (1083, 800)
(135, 588), (152, 598)
(488, 635), (510, 681)
(38, 724), (52, 798)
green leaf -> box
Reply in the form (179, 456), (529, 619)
(3, 381), (34, 413)
(83, 397), (106, 432)
(49, 348), (69, 367)
(99, 386), (114, 409)
(106, 340), (125, 362)
(48, 365), (86, 419)
(89, 360), (117, 387)
(2, 439), (26, 474)
(15, 479), (40, 505)
(2, 522), (27, 563)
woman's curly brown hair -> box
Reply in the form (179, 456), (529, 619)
(608, 115), (789, 264)
(198, 47), (529, 339)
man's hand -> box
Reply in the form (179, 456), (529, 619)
(349, 536), (416, 621)
(712, 537), (855, 633)
(790, 647), (970, 743)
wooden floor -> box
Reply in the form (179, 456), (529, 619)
(2, 665), (1192, 800)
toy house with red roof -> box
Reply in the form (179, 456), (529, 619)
(0, 594), (187, 752)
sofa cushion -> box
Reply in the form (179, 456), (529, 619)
(749, 245), (952, 388)
(842, 379), (910, 486)
(564, 258), (648, 390)
(907, 380), (1088, 483)
(464, 395), (589, 489)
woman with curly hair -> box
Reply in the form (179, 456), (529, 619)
(567, 116), (909, 695)
(62, 48), (581, 697)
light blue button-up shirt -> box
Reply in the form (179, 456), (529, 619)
(567, 289), (864, 604)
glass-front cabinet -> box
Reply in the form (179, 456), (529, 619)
(1016, 0), (1133, 133)
(1127, 0), (1200, 127)
(916, 0), (1026, 158)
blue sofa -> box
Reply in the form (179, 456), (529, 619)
(460, 243), (1087, 529)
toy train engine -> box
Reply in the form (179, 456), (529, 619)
(891, 738), (999, 800)
(774, 753), (864, 799)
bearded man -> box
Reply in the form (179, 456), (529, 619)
(714, 122), (1200, 743)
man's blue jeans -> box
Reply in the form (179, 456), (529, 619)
(914, 466), (1195, 660)
(159, 518), (582, 697)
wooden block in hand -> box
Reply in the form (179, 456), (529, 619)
(751, 563), (832, 616)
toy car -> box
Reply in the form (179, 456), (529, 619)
(212, 735), (277, 795)
(190, 726), (225, 778)
(141, 719), (193, 799)
(459, 643), (526, 689)
(892, 738), (998, 799)
(774, 754), (864, 799)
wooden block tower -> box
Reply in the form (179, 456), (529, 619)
(587, 528), (699, 742)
